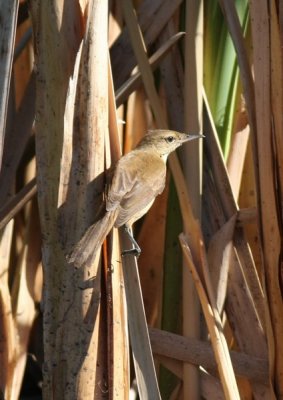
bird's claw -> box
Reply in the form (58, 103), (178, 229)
(121, 248), (141, 258)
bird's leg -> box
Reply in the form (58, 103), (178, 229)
(121, 225), (141, 257)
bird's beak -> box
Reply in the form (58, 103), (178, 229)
(183, 133), (205, 142)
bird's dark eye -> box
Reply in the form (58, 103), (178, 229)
(166, 136), (175, 143)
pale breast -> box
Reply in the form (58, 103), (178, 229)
(106, 150), (167, 228)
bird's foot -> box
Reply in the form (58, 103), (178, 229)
(122, 225), (141, 257)
(121, 247), (141, 258)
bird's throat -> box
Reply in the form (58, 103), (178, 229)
(160, 153), (169, 163)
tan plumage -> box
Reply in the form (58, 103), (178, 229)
(68, 130), (203, 267)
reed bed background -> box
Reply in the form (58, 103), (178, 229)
(0, 0), (282, 399)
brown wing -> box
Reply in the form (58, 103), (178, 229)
(106, 150), (166, 227)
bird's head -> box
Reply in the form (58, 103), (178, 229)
(136, 130), (204, 160)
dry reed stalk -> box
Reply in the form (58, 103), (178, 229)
(120, 229), (161, 399)
(14, 19), (33, 108)
(227, 125), (250, 201)
(107, 57), (130, 399)
(119, 1), (163, 397)
(116, 32), (185, 107)
(182, 1), (203, 397)
(248, 1), (283, 397)
(111, 0), (182, 90)
(149, 327), (269, 383)
(30, 1), (109, 398)
(0, 0), (18, 169)
(10, 198), (41, 399)
(0, 220), (15, 399)
(179, 234), (240, 400)
(204, 89), (275, 399)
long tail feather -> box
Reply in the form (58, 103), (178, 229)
(67, 211), (116, 268)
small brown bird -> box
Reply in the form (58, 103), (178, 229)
(69, 129), (203, 267)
